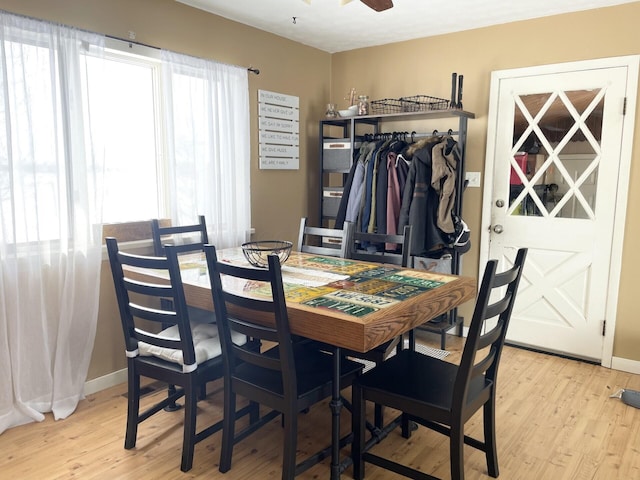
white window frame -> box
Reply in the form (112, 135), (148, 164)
(103, 37), (171, 221)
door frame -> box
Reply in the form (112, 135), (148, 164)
(480, 55), (639, 367)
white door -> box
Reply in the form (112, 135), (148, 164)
(481, 57), (639, 363)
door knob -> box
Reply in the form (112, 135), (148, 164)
(493, 225), (504, 234)
(495, 199), (504, 207)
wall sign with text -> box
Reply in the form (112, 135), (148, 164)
(258, 89), (299, 170)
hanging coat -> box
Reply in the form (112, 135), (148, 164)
(430, 137), (460, 234)
(398, 137), (447, 256)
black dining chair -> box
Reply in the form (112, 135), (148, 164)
(297, 217), (354, 258)
(151, 215), (214, 407)
(345, 225), (414, 428)
(105, 237), (257, 472)
(352, 248), (528, 480)
(349, 225), (413, 269)
(151, 215), (209, 256)
(204, 244), (364, 479)
(150, 215), (214, 323)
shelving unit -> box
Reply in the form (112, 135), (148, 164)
(319, 108), (475, 348)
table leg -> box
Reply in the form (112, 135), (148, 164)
(330, 346), (342, 480)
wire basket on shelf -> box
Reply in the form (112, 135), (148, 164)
(241, 240), (292, 268)
(369, 98), (404, 115)
(400, 95), (450, 112)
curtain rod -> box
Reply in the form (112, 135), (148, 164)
(105, 34), (260, 74)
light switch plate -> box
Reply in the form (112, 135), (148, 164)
(465, 171), (481, 188)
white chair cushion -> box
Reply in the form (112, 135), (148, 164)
(138, 322), (246, 367)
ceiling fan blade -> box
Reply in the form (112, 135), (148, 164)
(360, 0), (393, 11)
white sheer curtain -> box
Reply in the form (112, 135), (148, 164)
(161, 50), (251, 248)
(0, 13), (105, 433)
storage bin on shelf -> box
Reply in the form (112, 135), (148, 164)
(322, 138), (353, 170)
(322, 187), (342, 218)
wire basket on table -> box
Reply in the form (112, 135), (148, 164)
(400, 95), (450, 112)
(241, 240), (293, 268)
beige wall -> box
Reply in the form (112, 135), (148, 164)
(331, 3), (640, 360)
(1, 0), (639, 380)
(0, 0), (331, 379)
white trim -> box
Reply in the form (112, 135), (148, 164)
(105, 37), (161, 61)
(611, 357), (640, 375)
(83, 368), (127, 396)
(182, 362), (197, 373)
(602, 56), (639, 367)
(481, 55), (640, 368)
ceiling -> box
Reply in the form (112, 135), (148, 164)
(177, 0), (636, 53)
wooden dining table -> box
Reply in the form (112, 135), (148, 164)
(124, 247), (476, 479)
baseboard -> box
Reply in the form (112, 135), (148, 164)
(84, 368), (127, 396)
(611, 356), (640, 375)
(82, 344), (640, 397)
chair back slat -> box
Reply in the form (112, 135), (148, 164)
(134, 330), (184, 351)
(298, 217), (353, 258)
(119, 251), (168, 270)
(106, 237), (197, 366)
(228, 316), (280, 344)
(205, 244), (297, 396)
(123, 278), (172, 297)
(235, 348), (282, 371)
(224, 292), (279, 314)
(476, 321), (502, 350)
(484, 294), (513, 321)
(129, 303), (176, 325)
(453, 248), (528, 412)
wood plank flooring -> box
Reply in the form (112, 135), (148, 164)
(2, 334), (640, 479)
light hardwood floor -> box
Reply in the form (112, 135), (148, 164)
(3, 334), (640, 479)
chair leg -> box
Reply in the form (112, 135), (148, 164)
(281, 411), (298, 480)
(198, 384), (207, 400)
(124, 366), (139, 449)
(352, 384), (365, 480)
(180, 382), (198, 472)
(165, 384), (182, 411)
(374, 403), (384, 429)
(450, 421), (465, 480)
(484, 399), (499, 477)
(249, 400), (260, 424)
(401, 412), (413, 438)
(159, 303), (182, 411)
(407, 329), (416, 351)
(219, 386), (236, 473)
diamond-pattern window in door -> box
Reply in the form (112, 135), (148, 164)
(509, 150), (553, 216)
(509, 89), (604, 219)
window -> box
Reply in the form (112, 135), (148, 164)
(91, 41), (252, 249)
(0, 32), (99, 243)
(86, 49), (164, 222)
(1, 32), (251, 248)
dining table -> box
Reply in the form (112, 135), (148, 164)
(124, 247), (476, 479)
